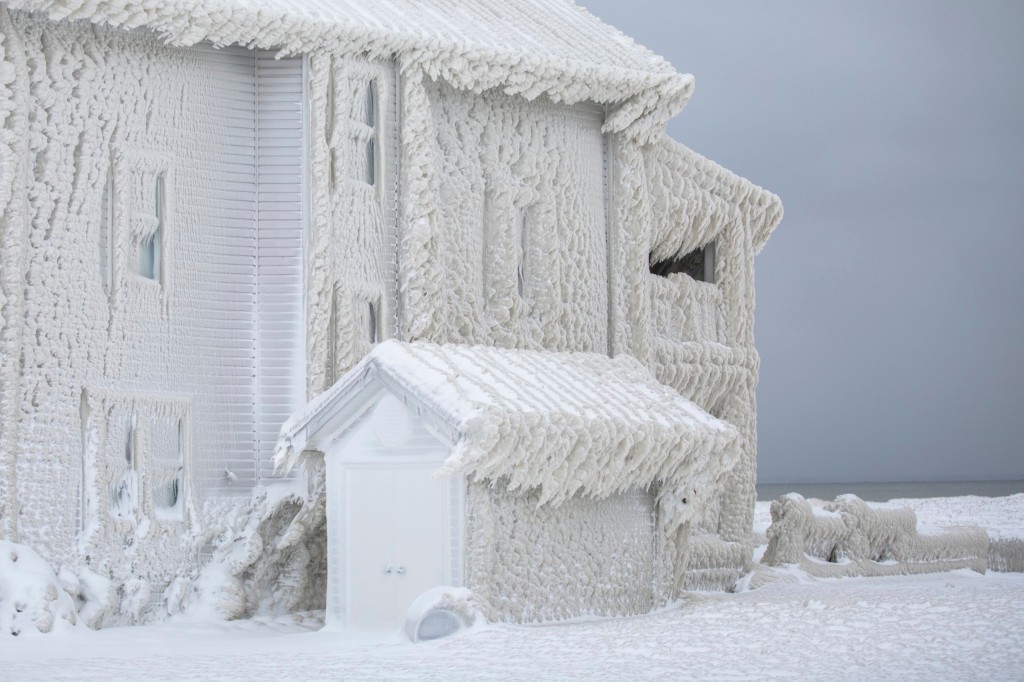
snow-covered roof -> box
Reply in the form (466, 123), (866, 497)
(647, 136), (784, 260)
(276, 340), (740, 507)
(6, 0), (693, 142)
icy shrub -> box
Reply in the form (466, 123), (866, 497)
(192, 480), (327, 620)
(0, 541), (78, 636)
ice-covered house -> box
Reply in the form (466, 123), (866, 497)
(0, 0), (782, 628)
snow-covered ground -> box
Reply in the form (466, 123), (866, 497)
(4, 495), (1024, 681)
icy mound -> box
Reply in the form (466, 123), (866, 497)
(0, 540), (77, 636)
(761, 493), (988, 578)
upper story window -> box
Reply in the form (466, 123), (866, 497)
(351, 80), (378, 186)
(135, 173), (165, 282)
(650, 241), (716, 284)
(110, 148), (174, 296)
(367, 300), (380, 345)
(517, 207), (529, 298)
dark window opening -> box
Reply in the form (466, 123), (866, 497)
(108, 413), (138, 518)
(153, 418), (184, 521)
(368, 300), (379, 344)
(365, 80), (376, 126)
(517, 207), (529, 298)
(326, 293), (338, 386)
(100, 169), (112, 295)
(649, 241), (716, 283)
(137, 174), (164, 282)
(365, 137), (376, 186)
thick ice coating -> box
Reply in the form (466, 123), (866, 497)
(0, 0), (786, 625)
(5, 0), (693, 142)
(762, 493), (990, 578)
(278, 339), (740, 515)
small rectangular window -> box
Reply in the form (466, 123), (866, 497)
(365, 138), (376, 186)
(326, 293), (338, 386)
(650, 240), (716, 283)
(368, 300), (379, 344)
(517, 207), (529, 298)
(365, 81), (376, 127)
(100, 169), (112, 295)
(481, 190), (491, 302)
(152, 417), (185, 522)
(136, 174), (164, 282)
(108, 413), (139, 518)
(350, 80), (378, 187)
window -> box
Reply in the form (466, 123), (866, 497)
(368, 300), (379, 344)
(152, 417), (185, 522)
(351, 80), (378, 186)
(100, 169), (113, 295)
(365, 137), (376, 186)
(517, 207), (530, 298)
(108, 413), (139, 518)
(364, 84), (376, 186)
(85, 397), (193, 533)
(110, 149), (174, 296)
(650, 241), (716, 283)
(134, 173), (164, 282)
(326, 292), (339, 386)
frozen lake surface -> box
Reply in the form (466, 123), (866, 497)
(5, 495), (1023, 681)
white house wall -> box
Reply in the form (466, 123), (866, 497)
(255, 50), (307, 482)
(305, 54), (399, 395)
(0, 14), (307, 581)
(466, 482), (656, 623)
(0, 6), (30, 543)
(399, 76), (609, 354)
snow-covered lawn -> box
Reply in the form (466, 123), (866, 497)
(5, 495), (1023, 681)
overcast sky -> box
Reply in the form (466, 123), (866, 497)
(582, 1), (1024, 483)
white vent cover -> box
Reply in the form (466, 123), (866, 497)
(373, 394), (412, 448)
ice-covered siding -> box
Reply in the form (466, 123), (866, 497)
(305, 53), (399, 396)
(0, 7), (29, 543)
(0, 0), (785, 617)
(0, 13), (307, 590)
(399, 78), (608, 353)
(605, 134), (782, 588)
(467, 484), (657, 623)
(279, 340), (742, 615)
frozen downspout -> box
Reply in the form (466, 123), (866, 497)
(0, 6), (29, 541)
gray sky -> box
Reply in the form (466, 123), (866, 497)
(582, 1), (1024, 483)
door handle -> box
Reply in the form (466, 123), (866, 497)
(382, 564), (393, 574)
(395, 565), (405, 575)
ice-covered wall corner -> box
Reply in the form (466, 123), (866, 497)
(0, 11), (315, 623)
(306, 52), (398, 395)
(608, 133), (782, 589)
(762, 494), (988, 578)
(0, 5), (29, 543)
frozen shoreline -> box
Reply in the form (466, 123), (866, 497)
(4, 494), (1023, 681)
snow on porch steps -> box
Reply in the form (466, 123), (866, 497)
(276, 340), (740, 511)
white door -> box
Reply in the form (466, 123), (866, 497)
(345, 462), (447, 630)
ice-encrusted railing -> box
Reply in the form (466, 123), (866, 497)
(649, 273), (726, 345)
(761, 493), (989, 577)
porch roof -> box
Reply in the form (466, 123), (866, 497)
(276, 340), (739, 508)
